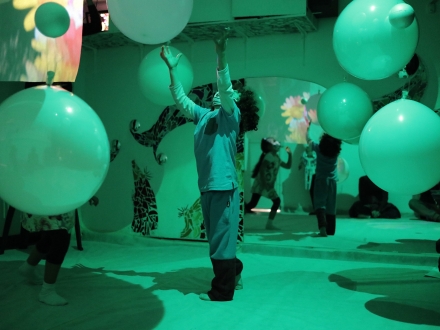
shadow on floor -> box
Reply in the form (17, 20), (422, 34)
(329, 267), (440, 326)
(0, 260), (213, 329)
(357, 239), (438, 254)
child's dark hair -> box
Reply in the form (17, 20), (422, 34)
(234, 83), (260, 134)
(251, 138), (273, 178)
(319, 133), (342, 158)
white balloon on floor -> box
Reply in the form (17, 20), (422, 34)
(139, 46), (193, 106)
(317, 82), (373, 140)
(107, 0), (193, 44)
(0, 86), (110, 215)
(333, 0), (418, 80)
(359, 99), (440, 195)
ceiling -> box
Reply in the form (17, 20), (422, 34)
(82, 0), (338, 49)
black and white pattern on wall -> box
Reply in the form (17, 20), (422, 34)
(131, 160), (158, 236)
(130, 106), (192, 162)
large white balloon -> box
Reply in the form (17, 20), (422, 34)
(359, 100), (440, 195)
(333, 0), (418, 80)
(107, 0), (193, 44)
(0, 86), (110, 215)
(138, 46), (193, 106)
(317, 82), (373, 140)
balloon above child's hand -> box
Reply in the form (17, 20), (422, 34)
(107, 0), (193, 44)
(139, 46), (194, 106)
(333, 0), (418, 80)
(35, 2), (70, 38)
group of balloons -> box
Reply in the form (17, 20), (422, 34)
(316, 0), (440, 195)
(106, 0), (195, 106)
(0, 0), (196, 215)
(0, 2), (110, 215)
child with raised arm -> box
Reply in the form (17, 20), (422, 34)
(160, 29), (243, 301)
(306, 128), (342, 237)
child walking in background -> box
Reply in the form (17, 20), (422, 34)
(18, 211), (74, 306)
(245, 137), (292, 229)
(306, 130), (342, 237)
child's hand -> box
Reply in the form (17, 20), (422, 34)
(285, 146), (291, 154)
(160, 45), (182, 69)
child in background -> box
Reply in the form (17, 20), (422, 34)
(299, 145), (317, 215)
(306, 130), (342, 237)
(298, 145), (317, 191)
(18, 211), (74, 306)
(245, 137), (292, 229)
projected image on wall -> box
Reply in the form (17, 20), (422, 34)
(0, 0), (83, 82)
(246, 77), (325, 146)
(280, 92), (322, 145)
(244, 77), (326, 212)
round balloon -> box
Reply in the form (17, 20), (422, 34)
(389, 3), (415, 29)
(317, 82), (373, 140)
(0, 86), (110, 215)
(35, 2), (70, 38)
(138, 46), (193, 106)
(359, 99), (440, 195)
(107, 0), (193, 44)
(337, 157), (350, 183)
(333, 0), (418, 80)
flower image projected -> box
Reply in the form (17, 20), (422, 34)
(281, 93), (310, 144)
(281, 94), (307, 123)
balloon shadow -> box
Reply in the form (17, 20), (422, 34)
(329, 267), (440, 326)
(0, 260), (213, 329)
(357, 239), (437, 254)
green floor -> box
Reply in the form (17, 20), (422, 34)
(1, 214), (439, 329)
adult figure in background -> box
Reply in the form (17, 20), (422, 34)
(349, 176), (401, 219)
(409, 182), (440, 222)
(161, 29), (243, 301)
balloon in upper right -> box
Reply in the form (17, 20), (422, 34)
(333, 0), (418, 80)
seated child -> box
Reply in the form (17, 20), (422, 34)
(409, 182), (440, 222)
(349, 176), (401, 219)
